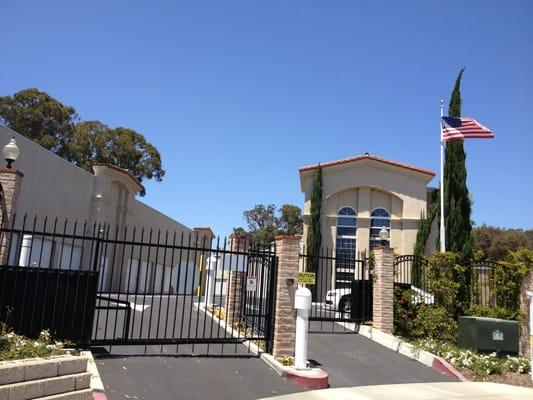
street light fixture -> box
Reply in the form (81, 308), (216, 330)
(379, 226), (389, 247)
(3, 137), (20, 169)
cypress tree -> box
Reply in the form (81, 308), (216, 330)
(306, 166), (322, 285)
(413, 189), (439, 285)
(442, 68), (474, 263)
(414, 189), (439, 258)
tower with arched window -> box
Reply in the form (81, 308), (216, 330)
(299, 153), (436, 257)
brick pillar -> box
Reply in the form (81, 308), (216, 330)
(229, 232), (250, 252)
(225, 271), (244, 322)
(272, 235), (299, 358)
(224, 232), (249, 322)
(519, 270), (533, 356)
(373, 247), (394, 333)
(0, 168), (23, 265)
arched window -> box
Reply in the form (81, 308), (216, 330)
(369, 208), (390, 249)
(335, 207), (357, 288)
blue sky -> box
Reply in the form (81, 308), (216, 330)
(1, 1), (531, 236)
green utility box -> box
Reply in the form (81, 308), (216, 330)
(458, 316), (519, 354)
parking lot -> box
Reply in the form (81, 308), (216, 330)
(92, 294), (301, 399)
(92, 293), (267, 356)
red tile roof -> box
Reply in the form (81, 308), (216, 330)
(299, 153), (435, 176)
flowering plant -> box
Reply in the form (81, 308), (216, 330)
(0, 323), (65, 361)
(414, 338), (530, 379)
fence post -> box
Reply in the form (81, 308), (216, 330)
(372, 247), (394, 333)
(520, 270), (533, 356)
(0, 168), (23, 265)
(272, 235), (299, 358)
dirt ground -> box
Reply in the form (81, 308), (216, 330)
(460, 369), (533, 388)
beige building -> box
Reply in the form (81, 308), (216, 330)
(0, 125), (199, 234)
(299, 153), (436, 258)
(0, 125), (214, 293)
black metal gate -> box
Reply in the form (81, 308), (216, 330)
(300, 248), (372, 332)
(0, 216), (277, 356)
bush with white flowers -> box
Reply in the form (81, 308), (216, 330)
(414, 338), (530, 379)
(0, 323), (65, 361)
(504, 355), (531, 374)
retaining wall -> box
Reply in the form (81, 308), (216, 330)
(0, 354), (92, 400)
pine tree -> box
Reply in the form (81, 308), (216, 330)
(443, 68), (474, 263)
(306, 166), (322, 284)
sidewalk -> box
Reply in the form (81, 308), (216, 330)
(258, 382), (533, 400)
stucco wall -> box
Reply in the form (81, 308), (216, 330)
(0, 126), (209, 293)
(0, 125), (194, 236)
(301, 157), (433, 255)
(0, 126), (94, 222)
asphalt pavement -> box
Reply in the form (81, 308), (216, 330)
(93, 297), (457, 399)
(93, 294), (303, 399)
(307, 321), (457, 388)
(96, 355), (303, 400)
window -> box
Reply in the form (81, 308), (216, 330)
(335, 207), (357, 287)
(369, 208), (391, 249)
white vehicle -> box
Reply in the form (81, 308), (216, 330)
(325, 288), (352, 313)
(325, 285), (434, 313)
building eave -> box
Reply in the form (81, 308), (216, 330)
(299, 153), (435, 177)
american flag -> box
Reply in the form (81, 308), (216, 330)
(441, 117), (494, 141)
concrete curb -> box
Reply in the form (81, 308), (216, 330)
(261, 354), (328, 390)
(196, 303), (261, 355)
(338, 322), (468, 382)
(80, 351), (108, 400)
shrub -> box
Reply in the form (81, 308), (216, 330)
(394, 287), (457, 341)
(504, 356), (531, 374)
(0, 324), (65, 361)
(495, 248), (533, 320)
(414, 305), (458, 342)
(393, 287), (421, 337)
(394, 249), (533, 342)
(426, 252), (467, 317)
(467, 304), (511, 320)
(413, 338), (530, 380)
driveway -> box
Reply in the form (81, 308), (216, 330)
(307, 322), (457, 388)
(93, 294), (303, 399)
(95, 354), (302, 400)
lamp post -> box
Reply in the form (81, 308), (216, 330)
(3, 138), (20, 169)
(379, 226), (389, 248)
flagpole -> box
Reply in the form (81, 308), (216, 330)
(439, 99), (446, 253)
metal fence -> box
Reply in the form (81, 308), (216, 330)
(300, 247), (371, 332)
(470, 260), (515, 312)
(393, 255), (513, 313)
(0, 216), (103, 344)
(0, 215), (277, 356)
